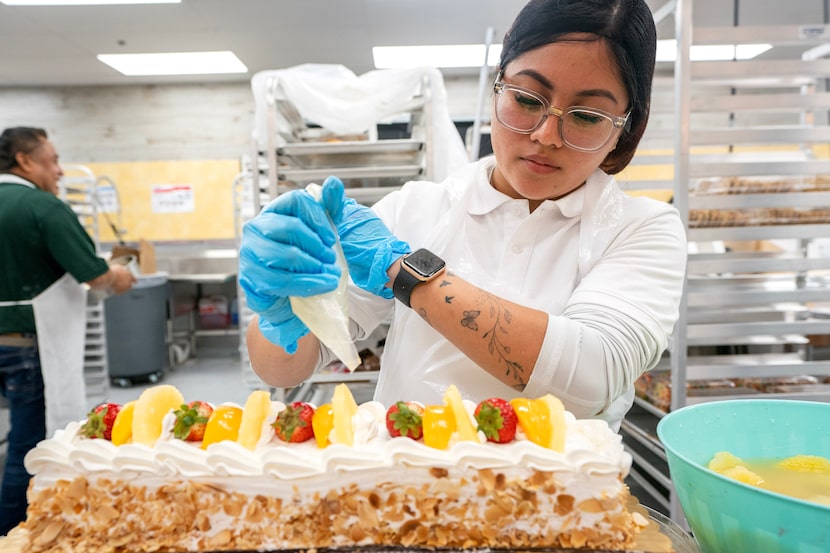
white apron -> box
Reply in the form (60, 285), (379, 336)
(0, 273), (88, 437)
(375, 163), (625, 404)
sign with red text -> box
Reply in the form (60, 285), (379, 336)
(151, 184), (194, 213)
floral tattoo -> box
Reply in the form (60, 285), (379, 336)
(461, 292), (525, 388)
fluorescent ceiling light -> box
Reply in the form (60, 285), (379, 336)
(373, 44), (502, 69)
(1, 0), (179, 4)
(656, 39), (772, 62)
(97, 51), (247, 76)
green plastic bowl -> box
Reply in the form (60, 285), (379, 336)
(656, 399), (830, 553)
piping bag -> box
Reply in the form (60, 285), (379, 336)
(288, 183), (361, 371)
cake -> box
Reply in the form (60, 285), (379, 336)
(6, 383), (661, 552)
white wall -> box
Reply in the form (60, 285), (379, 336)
(0, 76), (487, 163)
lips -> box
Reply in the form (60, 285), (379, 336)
(521, 154), (560, 172)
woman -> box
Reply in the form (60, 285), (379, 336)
(239, 0), (686, 431)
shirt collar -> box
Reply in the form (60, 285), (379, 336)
(466, 156), (592, 219)
(0, 173), (37, 189)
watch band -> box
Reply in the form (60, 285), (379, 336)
(392, 249), (446, 309)
(392, 263), (423, 308)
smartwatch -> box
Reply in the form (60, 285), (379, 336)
(392, 248), (446, 308)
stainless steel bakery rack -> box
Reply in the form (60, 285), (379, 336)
(255, 72), (434, 208)
(622, 7), (830, 526)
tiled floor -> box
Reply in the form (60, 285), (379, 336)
(106, 349), (253, 407)
(105, 346), (378, 408)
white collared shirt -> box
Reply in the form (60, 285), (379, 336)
(0, 173), (37, 189)
(328, 156), (686, 431)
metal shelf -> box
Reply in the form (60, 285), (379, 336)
(624, 16), (830, 526)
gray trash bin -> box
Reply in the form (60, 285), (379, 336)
(104, 275), (170, 386)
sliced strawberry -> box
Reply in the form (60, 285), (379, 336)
(172, 400), (214, 441)
(273, 402), (315, 443)
(386, 401), (424, 440)
(81, 402), (121, 440)
(474, 398), (517, 443)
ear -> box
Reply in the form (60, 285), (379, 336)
(14, 150), (33, 171)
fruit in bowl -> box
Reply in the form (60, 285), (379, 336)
(657, 399), (830, 553)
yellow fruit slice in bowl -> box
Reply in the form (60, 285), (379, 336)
(201, 405), (244, 450)
(708, 451), (746, 473)
(721, 465), (765, 486)
(332, 384), (358, 446)
(442, 384), (478, 442)
(132, 385), (185, 446)
(111, 400), (136, 446)
(776, 454), (830, 474)
(312, 403), (334, 449)
(237, 390), (272, 450)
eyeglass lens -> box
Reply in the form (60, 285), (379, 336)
(495, 86), (616, 151)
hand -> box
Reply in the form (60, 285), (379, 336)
(321, 176), (411, 299)
(108, 265), (136, 294)
(239, 189), (342, 352)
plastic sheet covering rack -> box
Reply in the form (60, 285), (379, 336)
(59, 164), (120, 409)
(250, 63), (468, 207)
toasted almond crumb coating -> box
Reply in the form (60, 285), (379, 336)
(20, 471), (642, 552)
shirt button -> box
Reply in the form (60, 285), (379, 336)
(513, 206), (523, 216)
(511, 244), (523, 254)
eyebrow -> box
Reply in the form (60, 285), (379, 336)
(511, 68), (622, 106)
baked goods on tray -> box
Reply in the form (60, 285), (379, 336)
(7, 384), (665, 552)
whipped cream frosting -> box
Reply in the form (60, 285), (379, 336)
(25, 399), (632, 488)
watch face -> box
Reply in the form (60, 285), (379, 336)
(405, 248), (446, 277)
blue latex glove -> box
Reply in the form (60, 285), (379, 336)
(239, 189), (342, 352)
(321, 176), (411, 298)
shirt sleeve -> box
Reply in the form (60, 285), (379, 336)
(524, 206), (687, 418)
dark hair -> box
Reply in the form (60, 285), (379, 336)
(0, 126), (48, 172)
(499, 0), (656, 173)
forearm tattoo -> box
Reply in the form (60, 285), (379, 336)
(434, 276), (527, 390)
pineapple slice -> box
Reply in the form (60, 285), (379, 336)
(132, 385), (185, 446)
(540, 394), (567, 452)
(721, 465), (764, 486)
(110, 400), (136, 446)
(311, 403), (334, 448)
(237, 390), (272, 450)
(709, 451), (746, 473)
(776, 454), (830, 474)
(332, 384), (358, 446)
(442, 385), (478, 442)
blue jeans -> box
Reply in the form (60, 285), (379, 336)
(0, 342), (44, 536)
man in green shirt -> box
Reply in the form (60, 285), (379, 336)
(0, 127), (135, 533)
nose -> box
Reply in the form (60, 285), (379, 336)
(529, 112), (564, 148)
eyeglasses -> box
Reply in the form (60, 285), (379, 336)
(493, 80), (630, 152)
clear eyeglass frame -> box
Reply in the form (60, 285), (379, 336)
(492, 80), (630, 152)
